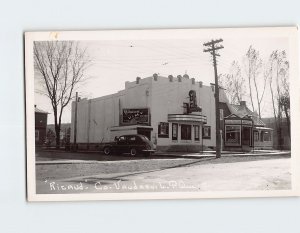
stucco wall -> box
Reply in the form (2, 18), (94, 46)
(149, 76), (218, 147)
(70, 93), (123, 143)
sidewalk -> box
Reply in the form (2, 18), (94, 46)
(36, 149), (290, 165)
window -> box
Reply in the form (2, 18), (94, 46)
(128, 136), (137, 142)
(263, 131), (271, 141)
(158, 122), (169, 138)
(194, 125), (200, 141)
(202, 126), (211, 139)
(181, 124), (191, 140)
(225, 125), (241, 146)
(172, 123), (178, 140)
(118, 136), (126, 142)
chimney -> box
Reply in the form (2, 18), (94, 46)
(199, 81), (203, 88)
(191, 78), (195, 84)
(153, 73), (158, 81)
(136, 77), (141, 84)
(168, 75), (173, 82)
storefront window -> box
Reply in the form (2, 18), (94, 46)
(172, 123), (178, 140)
(158, 122), (169, 138)
(194, 125), (200, 141)
(225, 125), (241, 146)
(202, 126), (211, 139)
(181, 124), (191, 140)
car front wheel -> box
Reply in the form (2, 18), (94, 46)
(130, 148), (137, 156)
(103, 147), (112, 155)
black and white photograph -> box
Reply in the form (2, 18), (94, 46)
(25, 27), (300, 201)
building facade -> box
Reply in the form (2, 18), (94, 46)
(223, 101), (273, 151)
(70, 74), (273, 152)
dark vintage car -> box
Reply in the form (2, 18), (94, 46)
(103, 134), (156, 156)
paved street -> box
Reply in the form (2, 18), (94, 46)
(35, 150), (291, 194)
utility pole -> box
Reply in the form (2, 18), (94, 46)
(73, 92), (78, 152)
(203, 39), (224, 158)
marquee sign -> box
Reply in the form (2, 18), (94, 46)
(121, 108), (150, 125)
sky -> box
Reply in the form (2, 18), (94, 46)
(34, 34), (289, 124)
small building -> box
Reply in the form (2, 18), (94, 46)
(35, 105), (49, 146)
(223, 101), (273, 151)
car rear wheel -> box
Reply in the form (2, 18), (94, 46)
(130, 148), (137, 156)
(103, 147), (112, 155)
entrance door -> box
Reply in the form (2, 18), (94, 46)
(242, 126), (252, 146)
(137, 128), (151, 140)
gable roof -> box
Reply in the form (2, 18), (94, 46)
(34, 106), (49, 114)
(227, 103), (265, 126)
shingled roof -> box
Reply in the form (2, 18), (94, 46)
(227, 101), (265, 126)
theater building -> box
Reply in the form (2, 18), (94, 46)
(70, 74), (273, 152)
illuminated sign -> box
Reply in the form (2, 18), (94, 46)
(121, 108), (150, 125)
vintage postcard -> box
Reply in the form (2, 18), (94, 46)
(25, 27), (300, 201)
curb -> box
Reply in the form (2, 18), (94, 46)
(36, 151), (290, 165)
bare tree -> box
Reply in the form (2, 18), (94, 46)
(34, 41), (90, 148)
(219, 61), (246, 104)
(279, 61), (290, 137)
(243, 46), (266, 119)
(268, 50), (289, 149)
(244, 46), (256, 112)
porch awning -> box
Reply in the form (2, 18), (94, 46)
(168, 114), (207, 124)
(254, 127), (274, 131)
